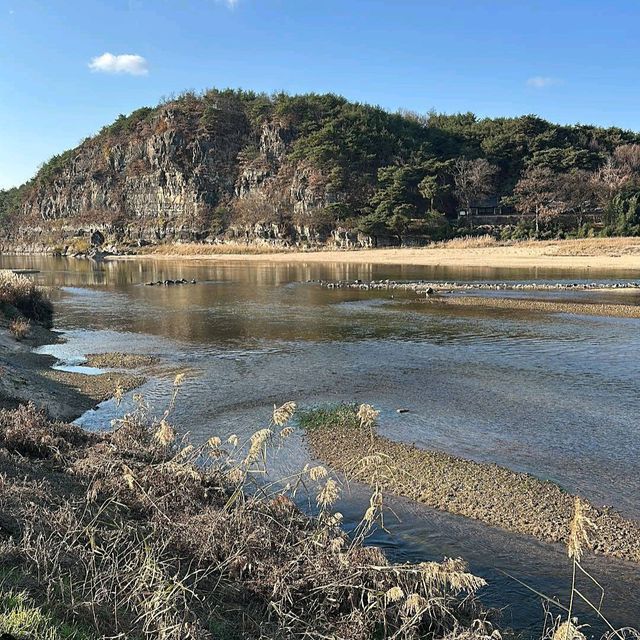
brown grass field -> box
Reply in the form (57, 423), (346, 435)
(115, 237), (640, 272)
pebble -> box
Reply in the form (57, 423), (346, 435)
(315, 279), (640, 292)
(145, 279), (197, 286)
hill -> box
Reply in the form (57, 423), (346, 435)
(2, 88), (640, 251)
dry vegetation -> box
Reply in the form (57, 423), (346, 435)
(429, 235), (640, 256)
(8, 317), (30, 340)
(0, 386), (498, 640)
(534, 237), (640, 257)
(0, 270), (53, 327)
(430, 235), (500, 250)
(145, 242), (292, 256)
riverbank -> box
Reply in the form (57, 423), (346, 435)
(106, 237), (640, 272)
(0, 272), (148, 420)
(0, 324), (148, 421)
(430, 295), (640, 318)
(0, 397), (494, 639)
(303, 405), (640, 565)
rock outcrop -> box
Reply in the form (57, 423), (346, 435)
(3, 93), (375, 253)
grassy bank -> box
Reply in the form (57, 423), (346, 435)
(0, 394), (495, 640)
(0, 272), (147, 420)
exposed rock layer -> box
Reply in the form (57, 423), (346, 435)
(4, 99), (378, 253)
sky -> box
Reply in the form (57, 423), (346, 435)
(1, 0), (640, 189)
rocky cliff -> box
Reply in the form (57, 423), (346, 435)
(2, 91), (387, 253)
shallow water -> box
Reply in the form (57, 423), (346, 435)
(2, 254), (640, 633)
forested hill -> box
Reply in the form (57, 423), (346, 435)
(3, 89), (640, 249)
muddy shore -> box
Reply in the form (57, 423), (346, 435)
(0, 318), (148, 421)
(306, 420), (640, 565)
(85, 352), (159, 369)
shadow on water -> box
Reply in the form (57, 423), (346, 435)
(4, 255), (640, 634)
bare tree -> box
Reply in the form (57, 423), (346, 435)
(452, 158), (497, 216)
(557, 170), (597, 228)
(613, 143), (640, 173)
(513, 166), (563, 233)
(232, 181), (292, 227)
(591, 156), (631, 223)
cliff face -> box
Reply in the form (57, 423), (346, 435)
(6, 95), (359, 253)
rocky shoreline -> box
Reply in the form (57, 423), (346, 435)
(305, 417), (640, 565)
(315, 278), (640, 292)
(313, 278), (640, 318)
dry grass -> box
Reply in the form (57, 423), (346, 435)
(8, 317), (30, 340)
(432, 236), (640, 256)
(431, 235), (500, 249)
(146, 242), (293, 256)
(0, 270), (53, 327)
(535, 237), (640, 257)
(0, 390), (495, 640)
(1, 392), (637, 638)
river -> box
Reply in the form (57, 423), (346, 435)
(2, 254), (639, 634)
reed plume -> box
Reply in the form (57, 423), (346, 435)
(272, 401), (297, 426)
(568, 497), (596, 563)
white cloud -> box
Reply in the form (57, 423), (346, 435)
(88, 53), (149, 76)
(217, 0), (239, 8)
(526, 76), (560, 89)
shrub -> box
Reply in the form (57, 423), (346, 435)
(0, 270), (53, 327)
(297, 402), (361, 431)
(0, 403), (94, 459)
(8, 317), (30, 339)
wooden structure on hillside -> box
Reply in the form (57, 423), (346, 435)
(468, 196), (512, 217)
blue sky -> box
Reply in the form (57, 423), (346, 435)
(1, 0), (639, 189)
